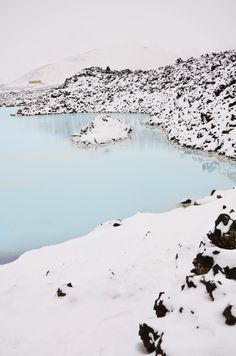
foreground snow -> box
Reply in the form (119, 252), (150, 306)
(72, 115), (132, 146)
(0, 188), (235, 355)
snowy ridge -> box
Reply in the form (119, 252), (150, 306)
(16, 50), (236, 159)
(0, 189), (236, 355)
(72, 114), (132, 146)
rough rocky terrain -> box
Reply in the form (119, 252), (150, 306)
(12, 50), (236, 159)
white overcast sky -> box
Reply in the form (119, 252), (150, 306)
(0, 0), (235, 83)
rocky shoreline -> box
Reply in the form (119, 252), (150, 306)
(9, 49), (236, 159)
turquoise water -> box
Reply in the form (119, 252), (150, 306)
(0, 107), (236, 263)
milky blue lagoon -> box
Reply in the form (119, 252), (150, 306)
(1, 107), (236, 263)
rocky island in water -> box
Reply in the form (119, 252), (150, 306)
(71, 114), (132, 146)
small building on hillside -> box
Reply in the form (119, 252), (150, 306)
(28, 80), (42, 84)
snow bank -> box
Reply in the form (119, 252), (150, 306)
(72, 115), (132, 146)
(0, 188), (235, 355)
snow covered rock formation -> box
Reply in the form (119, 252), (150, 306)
(139, 193), (236, 355)
(16, 50), (236, 158)
(72, 115), (132, 146)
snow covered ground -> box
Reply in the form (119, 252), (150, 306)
(0, 188), (235, 356)
(14, 49), (236, 159)
(71, 115), (132, 146)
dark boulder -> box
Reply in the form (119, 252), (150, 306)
(192, 253), (214, 275)
(153, 299), (169, 318)
(215, 214), (231, 227)
(139, 324), (166, 355)
(224, 266), (236, 280)
(138, 323), (158, 353)
(208, 214), (236, 249)
(200, 278), (217, 301)
(57, 288), (66, 297)
(223, 305), (236, 325)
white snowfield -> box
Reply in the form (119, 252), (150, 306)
(0, 188), (235, 355)
(9, 47), (176, 88)
(72, 115), (132, 146)
(15, 49), (236, 159)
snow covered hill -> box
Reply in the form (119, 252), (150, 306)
(16, 50), (236, 159)
(9, 47), (176, 87)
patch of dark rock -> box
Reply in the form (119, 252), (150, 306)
(57, 288), (66, 297)
(138, 323), (159, 353)
(230, 209), (235, 214)
(113, 222), (121, 227)
(186, 275), (197, 288)
(156, 333), (166, 356)
(224, 266), (236, 280)
(215, 213), (231, 227)
(67, 282), (73, 287)
(229, 100), (236, 108)
(153, 299), (169, 318)
(211, 189), (216, 196)
(214, 84), (227, 96)
(208, 229), (236, 249)
(179, 307), (184, 313)
(222, 205), (227, 209)
(200, 278), (217, 301)
(201, 112), (213, 123)
(208, 219), (236, 249)
(222, 129), (232, 134)
(181, 284), (185, 291)
(46, 270), (50, 276)
(192, 253), (214, 275)
(223, 305), (236, 325)
(180, 198), (192, 207)
(217, 195), (222, 199)
(212, 264), (224, 276)
(212, 250), (220, 255)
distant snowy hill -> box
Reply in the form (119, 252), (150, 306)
(10, 47), (176, 88)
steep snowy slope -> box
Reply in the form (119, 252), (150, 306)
(10, 47), (176, 87)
